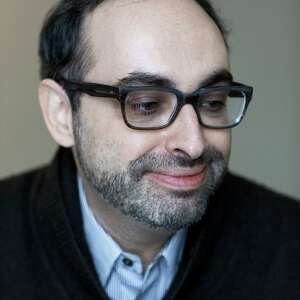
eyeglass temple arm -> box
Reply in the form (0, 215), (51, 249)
(59, 79), (120, 98)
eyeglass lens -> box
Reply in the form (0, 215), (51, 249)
(124, 88), (246, 129)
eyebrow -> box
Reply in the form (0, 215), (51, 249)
(116, 72), (176, 88)
(116, 69), (233, 90)
(198, 69), (233, 88)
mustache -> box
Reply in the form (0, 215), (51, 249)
(128, 146), (225, 180)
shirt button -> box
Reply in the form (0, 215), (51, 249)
(122, 257), (134, 267)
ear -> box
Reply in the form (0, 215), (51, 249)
(39, 79), (75, 147)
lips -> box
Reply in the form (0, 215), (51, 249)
(145, 167), (207, 191)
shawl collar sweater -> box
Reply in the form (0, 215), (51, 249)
(1, 148), (300, 299)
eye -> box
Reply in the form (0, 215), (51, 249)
(199, 92), (228, 113)
(202, 100), (226, 112)
(127, 97), (161, 116)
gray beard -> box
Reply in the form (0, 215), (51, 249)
(75, 140), (227, 231)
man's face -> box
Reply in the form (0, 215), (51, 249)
(73, 0), (231, 231)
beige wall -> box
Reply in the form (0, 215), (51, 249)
(0, 0), (299, 199)
(214, 0), (300, 199)
(0, 0), (57, 175)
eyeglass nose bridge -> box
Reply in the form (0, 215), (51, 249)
(170, 92), (203, 127)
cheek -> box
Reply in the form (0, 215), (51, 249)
(203, 129), (231, 157)
(80, 99), (162, 167)
(107, 128), (165, 164)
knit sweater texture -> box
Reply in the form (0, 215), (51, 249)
(1, 148), (300, 300)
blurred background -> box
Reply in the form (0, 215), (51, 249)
(0, 0), (299, 199)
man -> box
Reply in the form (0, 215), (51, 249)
(1, 0), (300, 299)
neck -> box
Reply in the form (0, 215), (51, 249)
(81, 177), (174, 270)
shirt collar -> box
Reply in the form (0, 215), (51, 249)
(78, 176), (187, 285)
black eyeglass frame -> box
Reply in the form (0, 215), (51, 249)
(59, 78), (253, 130)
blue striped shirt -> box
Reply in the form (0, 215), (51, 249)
(78, 177), (187, 300)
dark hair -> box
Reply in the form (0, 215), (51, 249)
(39, 0), (228, 112)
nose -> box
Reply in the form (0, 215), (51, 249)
(164, 104), (205, 160)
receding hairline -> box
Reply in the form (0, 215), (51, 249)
(39, 0), (228, 111)
(79, 0), (228, 79)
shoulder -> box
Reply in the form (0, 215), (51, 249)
(220, 172), (300, 265)
(0, 167), (48, 232)
(221, 172), (300, 237)
(207, 173), (300, 295)
(0, 168), (45, 208)
(223, 172), (300, 218)
(0, 167), (60, 297)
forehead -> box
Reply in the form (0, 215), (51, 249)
(84, 0), (229, 91)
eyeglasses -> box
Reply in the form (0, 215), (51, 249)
(59, 78), (253, 130)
